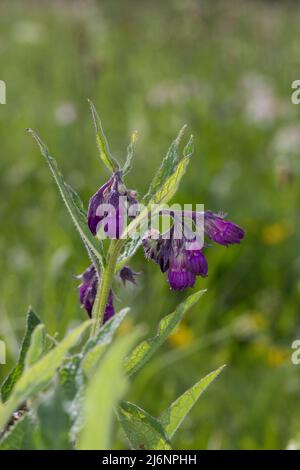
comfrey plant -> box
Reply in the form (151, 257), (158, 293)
(0, 102), (244, 450)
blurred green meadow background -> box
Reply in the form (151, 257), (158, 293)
(1, 0), (300, 449)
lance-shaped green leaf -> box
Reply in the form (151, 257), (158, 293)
(160, 365), (226, 439)
(25, 324), (46, 368)
(143, 126), (189, 204)
(1, 308), (41, 402)
(118, 401), (171, 450)
(78, 330), (140, 450)
(88, 99), (119, 173)
(123, 130), (138, 176)
(27, 129), (105, 268)
(0, 320), (92, 432)
(124, 290), (206, 377)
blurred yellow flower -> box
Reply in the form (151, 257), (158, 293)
(265, 346), (288, 367)
(169, 322), (195, 349)
(252, 340), (288, 367)
(261, 221), (293, 245)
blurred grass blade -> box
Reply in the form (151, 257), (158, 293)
(78, 330), (140, 450)
(0, 320), (92, 432)
(25, 324), (46, 369)
(1, 308), (41, 402)
(160, 365), (226, 439)
(124, 290), (206, 377)
(123, 130), (138, 176)
(88, 99), (119, 173)
(117, 401), (171, 450)
(27, 129), (105, 268)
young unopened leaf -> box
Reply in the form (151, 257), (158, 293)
(118, 401), (171, 450)
(88, 99), (119, 173)
(124, 290), (206, 376)
(1, 308), (41, 402)
(0, 320), (92, 431)
(160, 365), (225, 439)
(27, 129), (105, 268)
(78, 330), (140, 450)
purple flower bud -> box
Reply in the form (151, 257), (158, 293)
(119, 266), (140, 286)
(204, 211), (245, 246)
(103, 289), (115, 323)
(78, 265), (98, 316)
(167, 252), (196, 291)
(78, 265), (115, 323)
(187, 250), (208, 277)
(87, 176), (114, 235)
(185, 239), (208, 277)
(87, 171), (138, 239)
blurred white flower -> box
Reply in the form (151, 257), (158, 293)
(272, 124), (300, 155)
(12, 20), (45, 44)
(272, 124), (300, 182)
(147, 77), (211, 107)
(54, 102), (77, 126)
(242, 74), (279, 124)
(287, 434), (300, 450)
(210, 161), (241, 197)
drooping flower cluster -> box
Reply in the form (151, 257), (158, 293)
(87, 170), (137, 239)
(143, 211), (245, 291)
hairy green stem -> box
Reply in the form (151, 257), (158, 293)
(91, 239), (124, 337)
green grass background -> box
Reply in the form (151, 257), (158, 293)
(1, 0), (300, 449)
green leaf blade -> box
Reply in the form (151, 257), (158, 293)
(25, 324), (46, 369)
(124, 290), (206, 377)
(143, 125), (188, 205)
(118, 401), (171, 450)
(27, 129), (105, 268)
(0, 320), (92, 432)
(160, 365), (226, 439)
(123, 130), (138, 176)
(78, 330), (139, 450)
(88, 99), (119, 173)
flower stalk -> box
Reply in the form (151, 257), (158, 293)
(91, 239), (124, 336)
